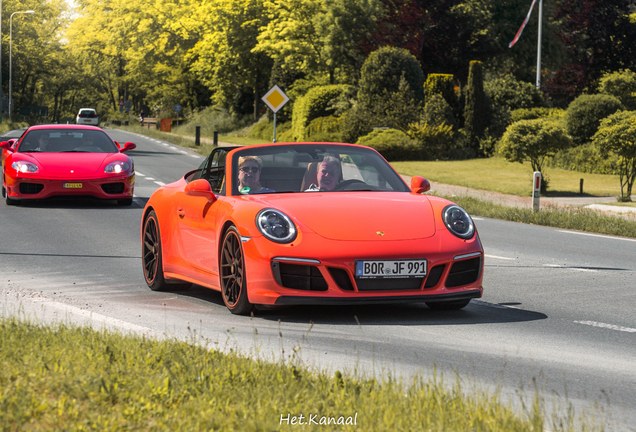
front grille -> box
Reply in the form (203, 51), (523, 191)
(424, 264), (446, 288)
(446, 257), (481, 288)
(355, 277), (423, 291)
(273, 262), (328, 291)
(19, 183), (44, 194)
(328, 267), (354, 291)
(101, 182), (125, 194)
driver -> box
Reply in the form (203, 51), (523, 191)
(80, 133), (95, 147)
(305, 155), (341, 191)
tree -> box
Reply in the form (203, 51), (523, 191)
(255, 0), (384, 84)
(592, 111), (636, 201)
(463, 61), (487, 155)
(564, 94), (623, 146)
(598, 70), (636, 111)
(499, 118), (572, 192)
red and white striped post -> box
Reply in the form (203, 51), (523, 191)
(533, 171), (541, 212)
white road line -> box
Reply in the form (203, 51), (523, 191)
(543, 264), (598, 273)
(31, 299), (154, 334)
(559, 230), (636, 243)
(146, 177), (155, 181)
(136, 172), (146, 177)
(485, 254), (515, 260)
(189, 154), (201, 158)
(154, 181), (166, 186)
(472, 217), (484, 220)
(574, 320), (636, 334)
(471, 300), (519, 309)
(161, 143), (169, 147)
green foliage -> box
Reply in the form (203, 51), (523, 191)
(598, 69), (636, 111)
(171, 106), (252, 136)
(407, 122), (461, 160)
(249, 119), (292, 142)
(484, 75), (546, 111)
(356, 129), (421, 161)
(422, 95), (458, 131)
(499, 118), (573, 191)
(510, 107), (565, 123)
(255, 0), (384, 84)
(305, 116), (342, 142)
(291, 85), (350, 141)
(357, 46), (425, 104)
(0, 318), (575, 431)
(464, 61), (488, 155)
(564, 94), (624, 146)
(591, 110), (636, 200)
(423, 74), (457, 108)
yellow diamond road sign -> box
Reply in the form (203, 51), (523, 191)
(262, 85), (289, 113)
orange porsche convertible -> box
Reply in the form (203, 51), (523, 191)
(141, 143), (484, 314)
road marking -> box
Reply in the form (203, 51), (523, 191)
(472, 300), (519, 309)
(154, 181), (166, 186)
(485, 254), (515, 260)
(472, 217), (484, 220)
(136, 172), (146, 177)
(574, 320), (636, 334)
(543, 264), (598, 273)
(31, 299), (155, 334)
(189, 154), (201, 158)
(559, 230), (636, 243)
(146, 177), (155, 181)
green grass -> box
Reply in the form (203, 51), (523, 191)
(392, 158), (621, 197)
(0, 318), (598, 431)
(445, 194), (636, 237)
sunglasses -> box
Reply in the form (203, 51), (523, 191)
(240, 166), (260, 173)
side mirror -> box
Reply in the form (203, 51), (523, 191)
(410, 176), (431, 194)
(0, 141), (13, 151)
(185, 179), (217, 203)
(120, 142), (136, 153)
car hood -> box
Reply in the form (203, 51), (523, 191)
(28, 153), (111, 175)
(260, 192), (436, 241)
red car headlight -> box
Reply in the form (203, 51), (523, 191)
(256, 209), (297, 243)
(11, 161), (39, 173)
(105, 161), (131, 174)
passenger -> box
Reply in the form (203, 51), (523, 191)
(238, 156), (275, 194)
(305, 155), (342, 191)
(32, 133), (50, 152)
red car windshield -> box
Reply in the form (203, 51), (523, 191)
(17, 129), (118, 153)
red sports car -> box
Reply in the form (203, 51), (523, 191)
(1, 125), (136, 206)
(141, 143), (484, 314)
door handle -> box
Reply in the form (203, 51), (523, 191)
(177, 208), (185, 218)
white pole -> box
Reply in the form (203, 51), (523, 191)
(533, 171), (541, 212)
(536, 0), (543, 89)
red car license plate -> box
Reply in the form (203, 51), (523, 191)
(63, 183), (83, 188)
(355, 259), (427, 278)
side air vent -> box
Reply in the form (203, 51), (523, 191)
(424, 264), (446, 288)
(446, 257), (481, 288)
(101, 183), (125, 194)
(328, 267), (354, 291)
(271, 262), (328, 291)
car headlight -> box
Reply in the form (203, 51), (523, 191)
(442, 205), (475, 240)
(105, 161), (131, 173)
(256, 209), (297, 243)
(11, 161), (39, 173)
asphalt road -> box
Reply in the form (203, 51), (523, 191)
(1, 128), (635, 430)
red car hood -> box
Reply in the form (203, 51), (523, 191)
(260, 192), (436, 241)
(29, 153), (111, 175)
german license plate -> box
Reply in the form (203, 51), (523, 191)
(63, 183), (83, 188)
(355, 259), (427, 278)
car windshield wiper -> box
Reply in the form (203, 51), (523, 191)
(62, 150), (90, 153)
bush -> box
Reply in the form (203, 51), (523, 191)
(484, 75), (546, 110)
(249, 119), (292, 142)
(547, 141), (618, 175)
(304, 116), (342, 142)
(423, 74), (457, 108)
(564, 94), (623, 146)
(291, 85), (350, 141)
(510, 107), (565, 123)
(422, 95), (457, 131)
(598, 69), (636, 110)
(356, 128), (421, 161)
(464, 61), (488, 155)
(171, 106), (251, 137)
(357, 46), (424, 104)
(407, 122), (457, 160)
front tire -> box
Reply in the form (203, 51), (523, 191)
(220, 226), (254, 315)
(142, 210), (190, 291)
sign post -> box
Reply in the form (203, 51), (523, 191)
(174, 104), (182, 127)
(533, 171), (541, 212)
(261, 85), (289, 143)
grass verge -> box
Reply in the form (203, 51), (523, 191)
(0, 318), (598, 431)
(445, 194), (636, 238)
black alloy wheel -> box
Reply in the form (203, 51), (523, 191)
(220, 226), (254, 315)
(142, 210), (190, 291)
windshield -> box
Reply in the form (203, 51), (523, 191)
(17, 129), (118, 153)
(231, 144), (409, 196)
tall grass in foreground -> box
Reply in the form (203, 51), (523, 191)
(446, 195), (636, 238)
(0, 318), (599, 431)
